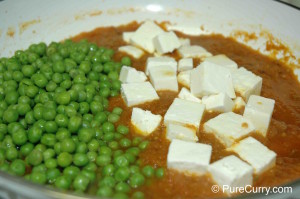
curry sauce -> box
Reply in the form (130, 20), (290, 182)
(72, 22), (300, 198)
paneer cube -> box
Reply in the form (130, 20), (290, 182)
(119, 66), (147, 83)
(178, 58), (193, 72)
(130, 21), (164, 53)
(202, 93), (234, 113)
(190, 61), (236, 98)
(145, 56), (177, 75)
(204, 112), (255, 147)
(208, 155), (253, 194)
(232, 67), (262, 101)
(227, 137), (276, 175)
(204, 54), (238, 71)
(179, 38), (190, 46)
(166, 123), (198, 142)
(164, 98), (205, 130)
(233, 97), (246, 111)
(121, 82), (159, 107)
(167, 139), (212, 175)
(122, 32), (134, 43)
(178, 87), (201, 103)
(243, 95), (275, 136)
(153, 31), (181, 54)
(177, 70), (191, 88)
(149, 66), (178, 92)
(177, 45), (212, 58)
(131, 108), (162, 136)
(118, 45), (144, 59)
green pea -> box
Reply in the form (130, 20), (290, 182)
(68, 116), (82, 133)
(81, 169), (96, 182)
(132, 191), (145, 199)
(139, 141), (150, 150)
(97, 186), (113, 197)
(30, 172), (47, 184)
(12, 129), (27, 146)
(55, 114), (69, 128)
(20, 143), (34, 157)
(28, 126), (42, 144)
(76, 142), (88, 153)
(113, 193), (129, 199)
(56, 91), (70, 105)
(61, 138), (76, 153)
(155, 167), (165, 178)
(57, 152), (72, 168)
(27, 149), (43, 166)
(115, 166), (130, 182)
(142, 165), (155, 178)
(115, 182), (131, 193)
(102, 122), (115, 133)
(45, 158), (57, 169)
(73, 153), (89, 167)
(108, 113), (120, 123)
(129, 165), (140, 174)
(114, 155), (129, 167)
(46, 168), (61, 184)
(96, 154), (111, 166)
(73, 174), (90, 191)
(55, 175), (71, 190)
(119, 138), (131, 148)
(129, 173), (145, 188)
(63, 166), (80, 180)
(121, 56), (131, 66)
(10, 159), (26, 176)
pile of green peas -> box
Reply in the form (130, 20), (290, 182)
(0, 39), (164, 199)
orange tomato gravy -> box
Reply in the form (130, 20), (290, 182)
(72, 22), (300, 199)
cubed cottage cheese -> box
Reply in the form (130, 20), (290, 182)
(227, 137), (276, 175)
(204, 112), (255, 147)
(118, 45), (144, 59)
(177, 70), (191, 88)
(232, 67), (262, 101)
(204, 54), (238, 71)
(190, 61), (236, 98)
(149, 66), (178, 92)
(178, 58), (193, 72)
(202, 93), (234, 113)
(122, 32), (134, 43)
(145, 56), (177, 75)
(208, 155), (253, 194)
(131, 108), (162, 136)
(153, 31), (181, 54)
(121, 82), (159, 107)
(130, 21), (164, 53)
(178, 87), (201, 103)
(177, 45), (212, 58)
(119, 66), (147, 83)
(167, 139), (212, 175)
(164, 98), (205, 130)
(243, 95), (275, 136)
(166, 123), (198, 142)
(233, 97), (246, 111)
(179, 38), (191, 46)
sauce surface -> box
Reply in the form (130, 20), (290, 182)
(72, 22), (300, 199)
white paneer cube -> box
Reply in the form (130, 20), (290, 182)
(153, 31), (181, 54)
(119, 66), (147, 83)
(118, 45), (144, 59)
(204, 112), (255, 147)
(178, 58), (193, 72)
(178, 87), (201, 103)
(130, 21), (164, 53)
(131, 108), (162, 136)
(208, 155), (253, 194)
(177, 45), (212, 58)
(149, 66), (178, 92)
(228, 137), (276, 175)
(204, 54), (238, 71)
(233, 97), (246, 111)
(202, 93), (234, 113)
(167, 139), (212, 175)
(122, 32), (134, 43)
(164, 98), (205, 130)
(232, 67), (262, 101)
(179, 38), (190, 46)
(145, 56), (177, 75)
(243, 95), (275, 136)
(166, 123), (198, 142)
(121, 82), (159, 107)
(177, 70), (191, 88)
(190, 61), (236, 98)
